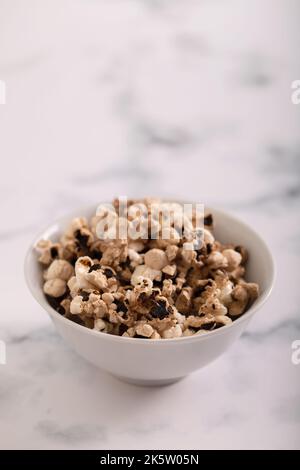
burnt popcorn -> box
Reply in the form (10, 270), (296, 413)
(75, 229), (89, 248)
(103, 268), (115, 278)
(80, 291), (90, 301)
(88, 263), (101, 273)
(114, 299), (128, 313)
(204, 214), (213, 226)
(150, 300), (169, 319)
(36, 198), (259, 339)
(50, 246), (59, 259)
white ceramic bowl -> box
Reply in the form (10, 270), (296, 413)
(25, 205), (275, 386)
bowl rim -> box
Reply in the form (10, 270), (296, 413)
(24, 202), (275, 345)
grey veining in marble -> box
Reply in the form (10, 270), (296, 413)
(0, 0), (299, 450)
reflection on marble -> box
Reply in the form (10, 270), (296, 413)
(0, 0), (299, 450)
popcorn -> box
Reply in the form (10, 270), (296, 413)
(87, 269), (108, 291)
(43, 278), (66, 298)
(182, 328), (195, 337)
(94, 318), (107, 332)
(165, 245), (179, 262)
(67, 276), (80, 297)
(222, 249), (242, 272)
(162, 264), (177, 277)
(102, 292), (114, 305)
(70, 295), (84, 314)
(128, 248), (143, 267)
(75, 256), (93, 289)
(131, 264), (161, 286)
(144, 248), (168, 270)
(162, 324), (182, 339)
(207, 251), (228, 269)
(228, 281), (259, 316)
(36, 240), (62, 265)
(135, 277), (153, 296)
(36, 198), (259, 339)
(150, 330), (161, 340)
(44, 259), (74, 281)
(135, 323), (154, 338)
(175, 289), (192, 314)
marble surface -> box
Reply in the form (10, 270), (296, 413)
(0, 0), (300, 450)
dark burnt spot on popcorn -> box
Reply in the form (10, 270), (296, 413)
(118, 324), (128, 336)
(215, 322), (225, 329)
(57, 303), (66, 315)
(50, 247), (59, 259)
(88, 263), (101, 273)
(194, 280), (213, 297)
(69, 255), (78, 266)
(227, 314), (237, 322)
(119, 260), (131, 269)
(138, 292), (148, 302)
(200, 321), (216, 331)
(45, 293), (67, 311)
(204, 214), (213, 226)
(150, 300), (169, 319)
(72, 315), (85, 326)
(75, 229), (89, 248)
(149, 288), (162, 299)
(206, 243), (212, 254)
(114, 298), (128, 313)
(194, 285), (206, 297)
(117, 276), (131, 286)
(134, 334), (147, 339)
(80, 291), (90, 301)
(196, 245), (206, 255)
(90, 250), (102, 260)
(104, 268), (115, 278)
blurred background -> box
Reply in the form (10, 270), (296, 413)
(0, 0), (299, 450)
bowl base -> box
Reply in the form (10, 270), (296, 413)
(114, 375), (186, 387)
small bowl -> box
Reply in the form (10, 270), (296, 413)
(25, 204), (275, 386)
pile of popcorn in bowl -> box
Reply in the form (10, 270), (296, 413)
(36, 198), (259, 340)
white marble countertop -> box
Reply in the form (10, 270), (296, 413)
(0, 0), (299, 450)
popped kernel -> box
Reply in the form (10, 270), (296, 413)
(144, 248), (168, 271)
(222, 249), (242, 271)
(44, 259), (74, 281)
(44, 278), (66, 298)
